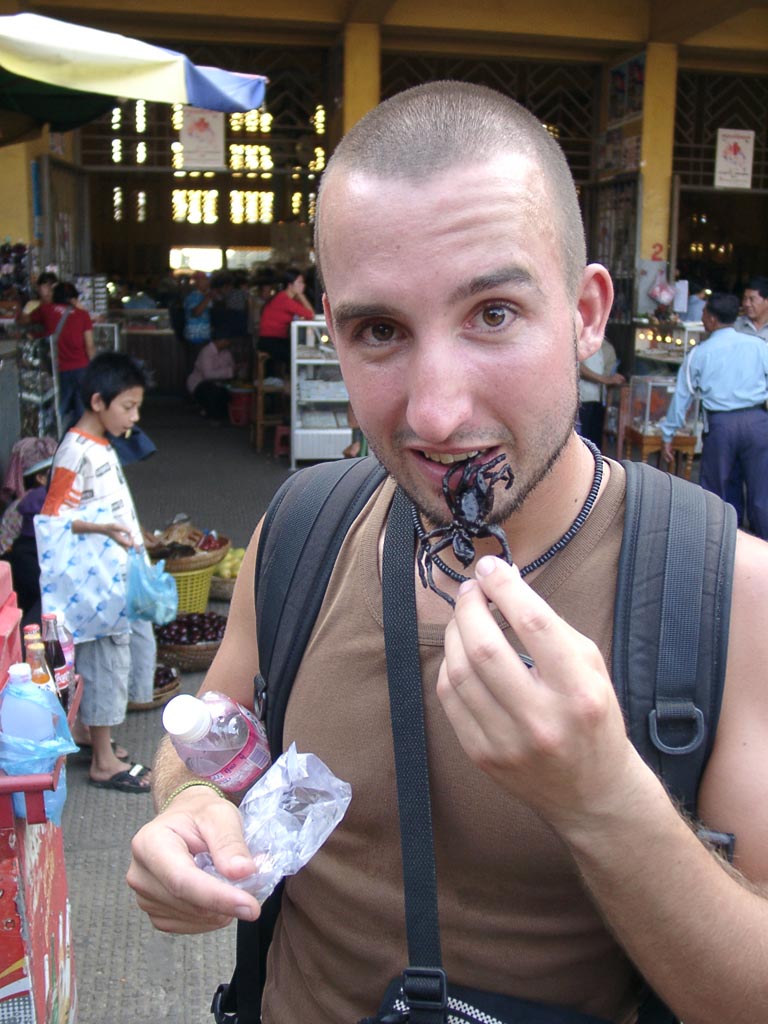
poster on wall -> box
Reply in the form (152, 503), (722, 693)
(607, 53), (645, 127)
(626, 55), (645, 118)
(714, 128), (754, 189)
(180, 107), (225, 170)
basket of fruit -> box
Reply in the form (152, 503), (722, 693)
(155, 612), (228, 673)
(148, 521), (230, 574)
(209, 546), (246, 601)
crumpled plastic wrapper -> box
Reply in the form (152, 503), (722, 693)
(194, 742), (352, 903)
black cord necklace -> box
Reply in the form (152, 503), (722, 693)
(411, 437), (604, 585)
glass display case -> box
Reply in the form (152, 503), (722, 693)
(629, 375), (699, 436)
(634, 320), (704, 367)
(290, 319), (352, 471)
(17, 335), (58, 438)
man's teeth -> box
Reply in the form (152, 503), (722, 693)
(423, 450), (482, 465)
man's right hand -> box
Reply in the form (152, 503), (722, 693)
(661, 441), (675, 464)
(127, 786), (262, 933)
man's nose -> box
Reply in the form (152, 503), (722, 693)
(405, 338), (473, 444)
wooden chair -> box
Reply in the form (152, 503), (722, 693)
(250, 351), (288, 452)
(623, 426), (696, 480)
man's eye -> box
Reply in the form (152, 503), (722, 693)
(479, 304), (514, 329)
(362, 321), (396, 343)
(483, 307), (506, 327)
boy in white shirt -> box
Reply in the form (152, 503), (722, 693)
(41, 352), (155, 793)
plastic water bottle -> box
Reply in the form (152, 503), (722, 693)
(0, 663), (69, 825)
(0, 663), (57, 742)
(162, 691), (271, 793)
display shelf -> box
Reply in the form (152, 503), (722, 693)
(290, 319), (352, 471)
(17, 334), (60, 438)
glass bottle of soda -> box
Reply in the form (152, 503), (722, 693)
(22, 623), (41, 658)
(42, 613), (70, 711)
(26, 641), (60, 699)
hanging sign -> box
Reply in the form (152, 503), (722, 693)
(714, 128), (754, 189)
(180, 107), (225, 170)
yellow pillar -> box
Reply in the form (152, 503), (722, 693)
(0, 142), (34, 244)
(342, 22), (381, 135)
(638, 42), (678, 263)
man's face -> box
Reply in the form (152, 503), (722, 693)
(320, 155), (605, 525)
(743, 289), (768, 325)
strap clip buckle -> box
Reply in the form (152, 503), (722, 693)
(648, 700), (705, 755)
(402, 967), (447, 1016)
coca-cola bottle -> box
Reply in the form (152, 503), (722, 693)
(55, 612), (76, 687)
(162, 691), (271, 793)
(42, 613), (70, 711)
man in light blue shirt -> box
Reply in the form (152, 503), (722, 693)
(661, 292), (768, 539)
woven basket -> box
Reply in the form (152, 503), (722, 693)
(156, 641), (221, 673)
(209, 575), (236, 601)
(171, 565), (216, 613)
(161, 537), (230, 574)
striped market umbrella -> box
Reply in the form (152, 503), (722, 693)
(0, 13), (267, 143)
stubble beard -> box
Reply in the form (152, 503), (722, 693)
(365, 331), (582, 529)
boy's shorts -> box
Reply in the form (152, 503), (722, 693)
(76, 632), (132, 727)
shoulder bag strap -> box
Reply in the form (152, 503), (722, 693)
(382, 486), (446, 1022)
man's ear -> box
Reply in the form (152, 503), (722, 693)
(322, 293), (334, 343)
(91, 393), (105, 413)
(575, 264), (614, 362)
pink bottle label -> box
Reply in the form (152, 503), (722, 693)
(209, 706), (270, 791)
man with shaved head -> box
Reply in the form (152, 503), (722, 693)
(129, 83), (768, 1024)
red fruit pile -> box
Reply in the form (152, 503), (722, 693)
(156, 612), (227, 646)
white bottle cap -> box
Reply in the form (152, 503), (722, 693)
(162, 694), (213, 743)
(7, 662), (32, 683)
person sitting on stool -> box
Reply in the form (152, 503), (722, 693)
(186, 336), (235, 422)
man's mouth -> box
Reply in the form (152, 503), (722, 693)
(421, 449), (484, 466)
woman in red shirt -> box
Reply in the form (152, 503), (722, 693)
(27, 281), (95, 429)
(257, 269), (314, 378)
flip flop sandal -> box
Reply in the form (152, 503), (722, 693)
(89, 763), (151, 793)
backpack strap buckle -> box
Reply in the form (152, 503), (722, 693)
(402, 967), (447, 1022)
(210, 983), (237, 1023)
(648, 700), (705, 756)
(254, 673), (267, 721)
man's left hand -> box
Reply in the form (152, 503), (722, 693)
(437, 556), (646, 836)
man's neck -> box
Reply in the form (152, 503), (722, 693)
(74, 411), (106, 438)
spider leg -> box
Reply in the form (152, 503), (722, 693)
(482, 523), (514, 565)
(417, 527), (450, 588)
(423, 555), (457, 607)
(443, 464), (462, 515)
(418, 532), (462, 606)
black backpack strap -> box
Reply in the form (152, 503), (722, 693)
(613, 461), (736, 817)
(254, 454), (387, 751)
(213, 455), (386, 1024)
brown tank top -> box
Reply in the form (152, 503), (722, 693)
(262, 461), (644, 1024)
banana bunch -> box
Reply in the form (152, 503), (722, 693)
(214, 546), (246, 579)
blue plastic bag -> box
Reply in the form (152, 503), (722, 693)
(126, 547), (178, 625)
(0, 680), (79, 825)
